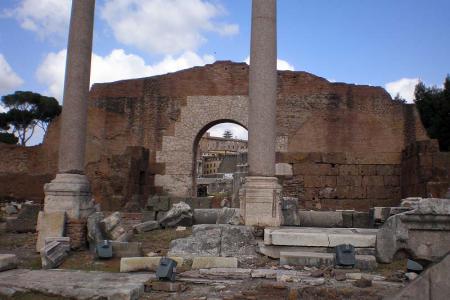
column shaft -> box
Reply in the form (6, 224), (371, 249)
(58, 0), (95, 174)
(248, 0), (277, 177)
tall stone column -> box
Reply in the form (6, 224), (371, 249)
(241, 0), (282, 227)
(43, 0), (96, 220)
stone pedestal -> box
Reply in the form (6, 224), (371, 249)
(240, 177), (282, 227)
(44, 174), (95, 220)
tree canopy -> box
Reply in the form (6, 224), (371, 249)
(414, 75), (450, 151)
(0, 91), (62, 146)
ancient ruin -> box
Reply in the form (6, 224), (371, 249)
(1, 0), (450, 299)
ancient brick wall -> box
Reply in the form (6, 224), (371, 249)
(401, 140), (450, 198)
(0, 61), (444, 211)
(0, 127), (59, 202)
(277, 152), (401, 211)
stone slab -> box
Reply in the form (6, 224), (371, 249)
(0, 255), (18, 272)
(198, 268), (252, 279)
(191, 257), (238, 269)
(120, 257), (184, 272)
(268, 227), (377, 248)
(280, 252), (377, 271)
(257, 242), (376, 259)
(0, 269), (153, 300)
(36, 211), (66, 252)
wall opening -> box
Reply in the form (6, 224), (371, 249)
(192, 120), (248, 204)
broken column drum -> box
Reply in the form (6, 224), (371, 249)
(241, 0), (282, 227)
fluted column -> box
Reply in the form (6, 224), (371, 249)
(58, 0), (95, 173)
(248, 0), (277, 177)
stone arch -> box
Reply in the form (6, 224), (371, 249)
(191, 119), (248, 194)
(155, 96), (249, 196)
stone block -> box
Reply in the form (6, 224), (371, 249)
(376, 198), (450, 263)
(241, 176), (282, 227)
(322, 176), (337, 187)
(41, 238), (71, 269)
(191, 257), (238, 269)
(168, 224), (222, 257)
(36, 211), (66, 252)
(280, 252), (377, 271)
(342, 211), (354, 227)
(358, 165), (377, 176)
(120, 256), (184, 272)
(110, 241), (143, 258)
(145, 280), (186, 292)
(193, 209), (219, 224)
(352, 212), (371, 228)
(340, 165), (359, 176)
(304, 176), (322, 188)
(354, 255), (377, 271)
(384, 175), (400, 186)
(159, 202), (193, 228)
(272, 230), (329, 247)
(87, 212), (105, 252)
(337, 176), (362, 187)
(6, 204), (40, 233)
(298, 211), (343, 227)
(362, 176), (384, 186)
(133, 221), (159, 233)
(376, 165), (395, 176)
(391, 253), (450, 300)
(0, 254), (18, 272)
(220, 225), (256, 257)
(280, 252), (334, 267)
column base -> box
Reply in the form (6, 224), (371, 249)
(240, 176), (282, 227)
(44, 174), (96, 220)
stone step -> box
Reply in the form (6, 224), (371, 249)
(280, 251), (377, 271)
(257, 241), (376, 259)
(265, 227), (377, 248)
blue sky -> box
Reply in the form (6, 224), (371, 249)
(1, 0), (450, 144)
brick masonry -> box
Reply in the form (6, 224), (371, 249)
(0, 61), (448, 211)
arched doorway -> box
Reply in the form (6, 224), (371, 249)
(154, 95), (249, 197)
(192, 121), (248, 199)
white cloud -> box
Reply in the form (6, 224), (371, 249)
(100, 0), (238, 55)
(207, 123), (248, 140)
(0, 54), (24, 95)
(5, 0), (71, 40)
(244, 57), (295, 71)
(385, 78), (420, 103)
(36, 49), (215, 102)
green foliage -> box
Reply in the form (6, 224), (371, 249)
(223, 129), (233, 139)
(0, 91), (62, 146)
(393, 93), (407, 104)
(0, 132), (19, 144)
(414, 75), (450, 151)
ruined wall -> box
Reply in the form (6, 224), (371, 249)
(0, 122), (59, 202)
(401, 140), (450, 198)
(0, 61), (443, 211)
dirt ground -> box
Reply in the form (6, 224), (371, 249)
(0, 220), (406, 300)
